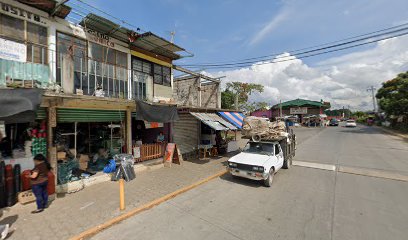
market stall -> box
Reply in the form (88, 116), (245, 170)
(173, 111), (237, 159)
(53, 108), (126, 185)
(132, 101), (178, 162)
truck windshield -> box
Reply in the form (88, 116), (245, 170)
(242, 142), (274, 155)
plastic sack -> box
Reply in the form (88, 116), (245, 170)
(103, 159), (116, 173)
(111, 154), (136, 182)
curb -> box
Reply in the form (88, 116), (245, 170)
(69, 169), (228, 240)
(376, 126), (408, 141)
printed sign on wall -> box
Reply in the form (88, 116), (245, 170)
(0, 38), (26, 62)
(290, 107), (308, 114)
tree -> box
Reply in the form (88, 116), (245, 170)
(351, 111), (367, 119)
(221, 89), (235, 109)
(376, 71), (408, 116)
(240, 101), (270, 113)
(221, 82), (264, 110)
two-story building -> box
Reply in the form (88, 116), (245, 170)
(0, 0), (189, 187)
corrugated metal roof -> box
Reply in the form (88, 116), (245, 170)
(79, 13), (185, 60)
(206, 113), (237, 130)
(190, 112), (230, 131)
(18, 0), (71, 19)
(272, 98), (330, 109)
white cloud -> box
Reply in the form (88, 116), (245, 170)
(215, 36), (408, 110)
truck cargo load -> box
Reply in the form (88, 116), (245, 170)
(241, 116), (289, 142)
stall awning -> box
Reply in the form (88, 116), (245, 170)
(206, 113), (237, 130)
(218, 111), (245, 129)
(190, 112), (228, 131)
(0, 88), (43, 124)
(57, 109), (125, 122)
(135, 101), (179, 123)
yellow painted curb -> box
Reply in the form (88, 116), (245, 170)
(70, 169), (228, 240)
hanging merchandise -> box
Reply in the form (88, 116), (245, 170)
(30, 126), (47, 157)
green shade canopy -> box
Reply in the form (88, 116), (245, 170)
(272, 99), (331, 109)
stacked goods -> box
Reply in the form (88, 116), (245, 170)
(0, 161), (6, 208)
(5, 164), (16, 206)
(21, 170), (32, 191)
(47, 171), (55, 195)
(57, 158), (79, 184)
(242, 116), (288, 142)
(32, 131), (47, 157)
(14, 164), (21, 194)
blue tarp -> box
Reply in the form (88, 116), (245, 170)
(218, 112), (245, 129)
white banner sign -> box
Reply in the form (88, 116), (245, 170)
(290, 107), (308, 114)
(0, 38), (26, 62)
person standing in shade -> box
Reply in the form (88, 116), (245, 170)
(156, 131), (165, 143)
(30, 154), (50, 213)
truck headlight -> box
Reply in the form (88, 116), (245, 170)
(252, 166), (264, 172)
(229, 162), (237, 168)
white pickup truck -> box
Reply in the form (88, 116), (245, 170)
(227, 136), (296, 187)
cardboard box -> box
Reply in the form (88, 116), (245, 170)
(57, 152), (66, 160)
(79, 154), (90, 163)
(79, 161), (88, 170)
(18, 190), (36, 204)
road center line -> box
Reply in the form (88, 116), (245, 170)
(338, 166), (408, 182)
(292, 161), (408, 182)
(292, 161), (336, 171)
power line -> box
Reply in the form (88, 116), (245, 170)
(70, 0), (147, 33)
(180, 22), (408, 66)
(180, 26), (408, 68)
(178, 30), (408, 70)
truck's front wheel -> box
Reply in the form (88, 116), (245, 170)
(264, 169), (274, 187)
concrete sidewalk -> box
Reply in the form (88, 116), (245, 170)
(0, 155), (233, 240)
(376, 126), (408, 141)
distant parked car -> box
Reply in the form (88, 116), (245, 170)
(329, 119), (339, 126)
(345, 119), (357, 127)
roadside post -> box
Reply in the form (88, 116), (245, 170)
(110, 154), (136, 211)
(119, 179), (125, 210)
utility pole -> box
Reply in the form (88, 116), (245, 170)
(279, 99), (282, 118)
(234, 91), (239, 110)
(367, 86), (377, 112)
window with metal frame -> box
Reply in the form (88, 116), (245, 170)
(131, 57), (150, 100)
(0, 14), (47, 64)
(153, 63), (171, 87)
(56, 32), (87, 92)
(88, 42), (128, 98)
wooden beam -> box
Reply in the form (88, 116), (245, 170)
(173, 65), (221, 83)
(126, 108), (132, 155)
(47, 103), (58, 190)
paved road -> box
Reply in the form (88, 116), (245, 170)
(92, 125), (408, 240)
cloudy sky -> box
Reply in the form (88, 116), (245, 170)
(72, 0), (408, 110)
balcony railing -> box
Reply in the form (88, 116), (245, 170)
(1, 55), (169, 102)
(0, 58), (50, 88)
(55, 53), (149, 100)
